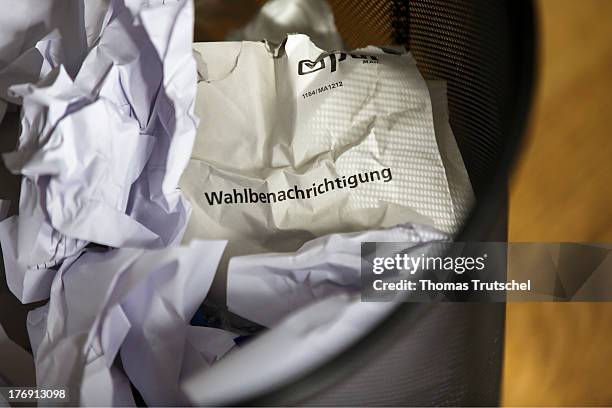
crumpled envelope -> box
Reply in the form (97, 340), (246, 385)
(227, 0), (474, 229)
(0, 0), (199, 303)
(26, 240), (233, 406)
(181, 34), (472, 261)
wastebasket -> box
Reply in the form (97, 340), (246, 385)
(194, 0), (536, 405)
(0, 0), (536, 405)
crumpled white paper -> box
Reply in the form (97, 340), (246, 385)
(227, 223), (449, 328)
(4, 65), (156, 247)
(0, 0), (199, 303)
(228, 0), (345, 51)
(0, 0), (110, 125)
(1, 1), (236, 405)
(27, 240), (234, 406)
(0, 30), (64, 125)
(183, 223), (450, 405)
(2, 81), (85, 302)
(1, 1), (473, 406)
(184, 292), (395, 406)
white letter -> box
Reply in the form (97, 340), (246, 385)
(373, 257), (384, 274)
(373, 280), (384, 290)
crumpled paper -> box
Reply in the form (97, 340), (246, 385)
(184, 292), (396, 405)
(0, 1), (236, 405)
(0, 0), (199, 303)
(226, 223), (449, 328)
(182, 222), (448, 405)
(183, 223), (450, 405)
(0, 30), (64, 124)
(228, 0), (345, 51)
(0, 0), (110, 125)
(27, 240), (234, 406)
(1, 1), (472, 405)
(4, 65), (155, 247)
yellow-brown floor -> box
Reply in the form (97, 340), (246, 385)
(504, 0), (612, 405)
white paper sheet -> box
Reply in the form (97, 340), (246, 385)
(0, 0), (199, 303)
(27, 240), (233, 406)
(228, 0), (345, 51)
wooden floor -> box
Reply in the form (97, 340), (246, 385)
(503, 0), (612, 405)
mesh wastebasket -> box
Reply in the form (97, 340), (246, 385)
(204, 0), (536, 405)
(0, 0), (536, 405)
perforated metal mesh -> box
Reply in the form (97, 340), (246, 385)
(406, 1), (514, 196)
(328, 0), (394, 48)
(298, 304), (506, 406)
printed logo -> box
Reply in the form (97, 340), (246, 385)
(298, 59), (326, 75)
(298, 52), (379, 75)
